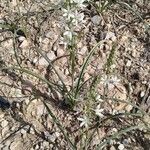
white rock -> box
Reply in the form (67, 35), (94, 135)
(47, 51), (56, 60)
(91, 15), (101, 25)
(55, 131), (60, 137)
(42, 38), (49, 44)
(110, 146), (116, 150)
(38, 51), (56, 66)
(1, 120), (8, 128)
(29, 127), (35, 134)
(45, 31), (53, 38)
(118, 144), (125, 150)
(57, 48), (65, 57)
(9, 141), (23, 150)
(10, 0), (17, 7)
(20, 128), (27, 135)
(44, 131), (56, 142)
(140, 91), (145, 97)
(132, 49), (137, 57)
(84, 72), (90, 81)
(35, 144), (39, 149)
(43, 141), (49, 147)
(18, 36), (26, 42)
(2, 146), (9, 150)
(0, 114), (4, 119)
(125, 104), (133, 112)
(64, 69), (69, 75)
(126, 60), (131, 67)
(111, 128), (118, 133)
(3, 39), (13, 49)
(79, 46), (87, 55)
(36, 104), (45, 117)
(1, 126), (9, 137)
(105, 32), (116, 41)
(19, 39), (28, 48)
(25, 99), (30, 105)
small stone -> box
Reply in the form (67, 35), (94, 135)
(132, 49), (137, 57)
(79, 46), (87, 55)
(38, 57), (48, 66)
(1, 120), (8, 127)
(64, 69), (69, 75)
(55, 131), (60, 137)
(57, 48), (65, 57)
(11, 0), (17, 7)
(43, 141), (49, 147)
(20, 128), (27, 135)
(0, 114), (4, 119)
(47, 51), (56, 60)
(91, 15), (101, 25)
(112, 128), (118, 133)
(110, 146), (116, 150)
(35, 144), (39, 149)
(38, 51), (56, 66)
(10, 141), (23, 150)
(77, 55), (84, 65)
(126, 60), (131, 67)
(18, 36), (26, 42)
(29, 127), (35, 134)
(125, 104), (133, 112)
(36, 104), (45, 117)
(2, 126), (9, 137)
(110, 64), (116, 69)
(44, 131), (56, 142)
(140, 91), (145, 97)
(45, 31), (53, 38)
(25, 99), (30, 105)
(118, 144), (125, 150)
(19, 39), (29, 48)
(42, 38), (49, 44)
(105, 32), (116, 41)
(84, 72), (90, 81)
(3, 39), (13, 49)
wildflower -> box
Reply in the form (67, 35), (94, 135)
(62, 7), (75, 21)
(100, 75), (120, 90)
(95, 105), (104, 118)
(72, 10), (85, 26)
(77, 115), (90, 128)
(72, 0), (86, 8)
(63, 30), (73, 41)
(63, 28), (77, 43)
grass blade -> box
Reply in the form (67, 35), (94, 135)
(74, 41), (103, 98)
(96, 125), (140, 149)
(43, 101), (77, 150)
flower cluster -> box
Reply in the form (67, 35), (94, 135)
(61, 0), (87, 45)
(100, 75), (120, 90)
(77, 95), (104, 128)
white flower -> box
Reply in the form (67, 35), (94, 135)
(63, 28), (77, 43)
(100, 75), (120, 90)
(95, 105), (104, 117)
(72, 0), (86, 8)
(62, 8), (75, 21)
(72, 10), (85, 26)
(77, 115), (90, 128)
(63, 30), (73, 40)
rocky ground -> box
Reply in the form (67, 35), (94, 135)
(0, 0), (150, 150)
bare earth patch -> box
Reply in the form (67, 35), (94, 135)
(0, 0), (150, 150)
